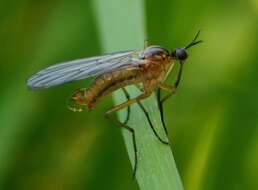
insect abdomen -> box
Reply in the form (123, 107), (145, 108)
(70, 67), (141, 110)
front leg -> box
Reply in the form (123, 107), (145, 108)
(157, 84), (176, 135)
(158, 84), (177, 103)
(159, 61), (184, 102)
(157, 62), (184, 134)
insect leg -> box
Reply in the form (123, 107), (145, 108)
(105, 111), (137, 178)
(121, 87), (130, 125)
(136, 99), (169, 145)
(158, 83), (177, 103)
(105, 91), (168, 177)
(105, 92), (151, 178)
(157, 62), (184, 133)
(159, 62), (184, 103)
(105, 100), (138, 178)
(157, 85), (176, 134)
(105, 93), (151, 115)
(106, 93), (169, 144)
(157, 88), (167, 135)
(134, 84), (144, 92)
(174, 61), (184, 89)
(108, 92), (169, 144)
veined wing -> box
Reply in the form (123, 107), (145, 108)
(27, 50), (142, 90)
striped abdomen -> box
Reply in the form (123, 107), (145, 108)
(69, 67), (141, 110)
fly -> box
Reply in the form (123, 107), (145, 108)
(27, 30), (202, 177)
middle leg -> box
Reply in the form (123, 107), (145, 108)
(119, 88), (169, 144)
(121, 87), (131, 125)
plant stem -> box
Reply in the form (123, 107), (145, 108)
(93, 1), (184, 189)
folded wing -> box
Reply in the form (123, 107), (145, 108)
(27, 50), (141, 90)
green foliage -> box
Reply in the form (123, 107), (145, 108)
(0, 0), (257, 190)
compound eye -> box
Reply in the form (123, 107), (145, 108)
(175, 48), (188, 60)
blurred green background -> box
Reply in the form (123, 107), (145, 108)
(0, 0), (258, 190)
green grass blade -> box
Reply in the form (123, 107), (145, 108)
(93, 1), (184, 189)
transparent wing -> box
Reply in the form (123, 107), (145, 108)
(27, 50), (142, 90)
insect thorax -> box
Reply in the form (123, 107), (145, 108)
(141, 45), (169, 59)
(140, 46), (173, 92)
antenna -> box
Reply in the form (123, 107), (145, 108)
(185, 30), (203, 50)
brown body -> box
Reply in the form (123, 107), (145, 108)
(70, 46), (174, 110)
(27, 31), (202, 178)
(27, 32), (202, 177)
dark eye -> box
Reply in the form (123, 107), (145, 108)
(175, 48), (188, 60)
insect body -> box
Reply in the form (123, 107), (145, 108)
(27, 31), (202, 177)
(69, 46), (172, 111)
